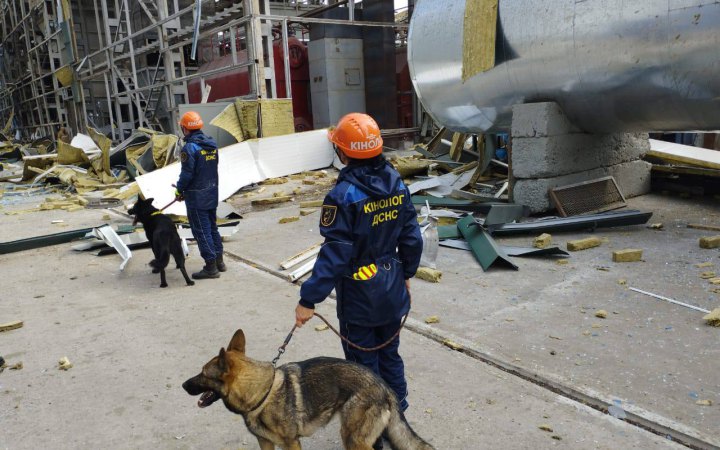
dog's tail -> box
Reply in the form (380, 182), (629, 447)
(385, 408), (434, 450)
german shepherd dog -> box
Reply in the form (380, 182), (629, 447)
(183, 329), (434, 450)
(127, 197), (194, 288)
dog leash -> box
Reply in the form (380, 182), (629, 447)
(271, 306), (410, 367)
(272, 325), (297, 366)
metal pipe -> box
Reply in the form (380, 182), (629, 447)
(408, 0), (720, 133)
(122, 0), (145, 129)
(190, 0), (201, 60)
(298, 0), (348, 18)
(281, 18), (292, 100)
(629, 288), (710, 314)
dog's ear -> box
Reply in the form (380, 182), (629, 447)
(218, 347), (228, 372)
(145, 197), (154, 205)
(228, 329), (246, 354)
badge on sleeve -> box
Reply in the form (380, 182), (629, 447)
(180, 151), (188, 163)
(320, 205), (337, 227)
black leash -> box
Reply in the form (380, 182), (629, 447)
(272, 325), (297, 366)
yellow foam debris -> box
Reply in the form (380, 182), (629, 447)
(259, 99), (295, 138)
(278, 216), (300, 224)
(251, 196), (292, 206)
(703, 308), (720, 327)
(567, 237), (602, 251)
(415, 267), (442, 283)
(58, 356), (73, 371)
(533, 233), (552, 249)
(699, 236), (720, 249)
(262, 177), (289, 185)
(299, 200), (323, 208)
(595, 310), (608, 319)
(612, 249), (643, 262)
(442, 339), (463, 351)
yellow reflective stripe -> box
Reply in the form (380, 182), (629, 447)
(352, 263), (378, 280)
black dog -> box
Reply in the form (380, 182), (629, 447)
(128, 197), (194, 288)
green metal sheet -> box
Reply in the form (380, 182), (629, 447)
(438, 225), (462, 240)
(0, 228), (94, 254)
(457, 215), (518, 271)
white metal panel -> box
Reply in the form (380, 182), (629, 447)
(136, 129), (334, 216)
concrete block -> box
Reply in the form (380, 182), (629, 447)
(567, 237), (602, 251)
(511, 102), (581, 138)
(512, 133), (650, 178)
(512, 160), (651, 213)
(699, 236), (720, 249)
(612, 249), (643, 262)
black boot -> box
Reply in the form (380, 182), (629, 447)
(192, 260), (220, 279)
(215, 255), (227, 272)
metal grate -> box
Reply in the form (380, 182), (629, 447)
(549, 176), (626, 217)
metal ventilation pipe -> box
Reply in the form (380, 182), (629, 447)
(408, 0), (720, 134)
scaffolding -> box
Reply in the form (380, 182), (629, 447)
(0, 0), (408, 143)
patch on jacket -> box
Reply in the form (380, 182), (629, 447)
(352, 264), (377, 280)
(180, 151), (188, 163)
(320, 205), (337, 227)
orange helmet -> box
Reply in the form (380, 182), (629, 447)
(328, 113), (383, 159)
(180, 111), (203, 130)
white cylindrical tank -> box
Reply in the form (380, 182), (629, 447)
(408, 0), (720, 133)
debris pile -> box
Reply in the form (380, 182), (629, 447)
(0, 126), (179, 214)
(646, 139), (720, 197)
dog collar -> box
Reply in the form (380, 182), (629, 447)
(151, 211), (163, 216)
(247, 368), (276, 413)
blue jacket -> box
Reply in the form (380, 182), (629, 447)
(176, 130), (219, 210)
(299, 156), (423, 326)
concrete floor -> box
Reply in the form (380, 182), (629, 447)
(0, 181), (717, 449)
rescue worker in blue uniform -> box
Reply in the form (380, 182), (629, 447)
(294, 113), (423, 419)
(175, 111), (226, 279)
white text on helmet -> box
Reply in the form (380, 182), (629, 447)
(350, 137), (381, 151)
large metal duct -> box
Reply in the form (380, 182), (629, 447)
(408, 0), (720, 134)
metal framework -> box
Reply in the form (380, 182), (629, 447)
(0, 0), (408, 143)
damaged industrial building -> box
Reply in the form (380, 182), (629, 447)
(1, 1), (720, 449)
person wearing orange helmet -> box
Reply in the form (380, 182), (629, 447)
(294, 113), (423, 429)
(175, 111), (225, 279)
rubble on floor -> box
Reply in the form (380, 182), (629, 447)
(0, 127), (178, 216)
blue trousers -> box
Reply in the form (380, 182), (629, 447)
(187, 208), (223, 262)
(339, 320), (408, 411)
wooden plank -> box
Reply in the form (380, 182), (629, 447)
(648, 139), (720, 170)
(0, 320), (23, 332)
(449, 133), (468, 162)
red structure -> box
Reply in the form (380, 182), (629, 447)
(188, 37), (313, 132)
